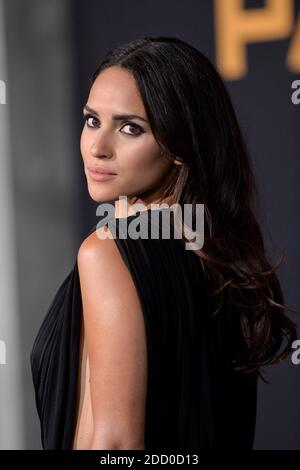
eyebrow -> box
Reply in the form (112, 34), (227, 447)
(83, 104), (149, 123)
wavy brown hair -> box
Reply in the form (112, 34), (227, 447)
(90, 36), (298, 376)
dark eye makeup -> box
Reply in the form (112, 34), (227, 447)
(82, 113), (145, 137)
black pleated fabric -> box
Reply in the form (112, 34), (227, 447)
(31, 207), (257, 450)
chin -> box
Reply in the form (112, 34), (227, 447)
(89, 193), (115, 204)
(86, 187), (112, 203)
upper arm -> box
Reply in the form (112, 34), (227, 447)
(77, 226), (147, 449)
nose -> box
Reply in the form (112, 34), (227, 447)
(90, 129), (114, 159)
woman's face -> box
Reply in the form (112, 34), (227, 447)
(80, 65), (174, 212)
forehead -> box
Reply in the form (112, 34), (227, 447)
(88, 66), (145, 113)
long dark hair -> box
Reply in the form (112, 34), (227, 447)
(89, 36), (297, 375)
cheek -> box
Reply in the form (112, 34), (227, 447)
(80, 131), (87, 159)
(128, 145), (169, 177)
(124, 136), (158, 167)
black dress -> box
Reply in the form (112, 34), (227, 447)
(30, 207), (257, 450)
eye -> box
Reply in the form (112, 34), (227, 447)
(83, 114), (144, 136)
(120, 122), (144, 137)
(83, 114), (99, 128)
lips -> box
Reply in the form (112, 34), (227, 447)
(87, 165), (116, 175)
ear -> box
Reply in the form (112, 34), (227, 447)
(160, 149), (184, 166)
(173, 157), (184, 166)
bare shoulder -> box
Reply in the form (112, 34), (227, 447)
(78, 225), (120, 265)
(77, 225), (140, 306)
(76, 226), (147, 449)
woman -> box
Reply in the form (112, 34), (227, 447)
(31, 36), (297, 450)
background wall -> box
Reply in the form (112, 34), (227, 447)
(0, 0), (299, 449)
